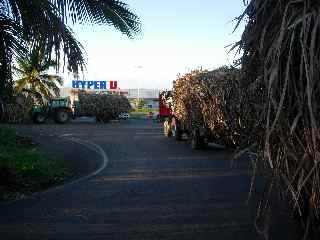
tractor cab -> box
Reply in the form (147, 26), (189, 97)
(31, 97), (72, 124)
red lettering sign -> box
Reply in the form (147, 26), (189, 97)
(110, 81), (117, 90)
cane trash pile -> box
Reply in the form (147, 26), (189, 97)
(0, 94), (34, 123)
(234, 0), (320, 237)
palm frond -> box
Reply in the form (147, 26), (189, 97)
(10, 0), (86, 74)
(14, 77), (29, 92)
(1, 0), (141, 100)
(40, 76), (61, 96)
(52, 0), (141, 37)
(0, 13), (26, 100)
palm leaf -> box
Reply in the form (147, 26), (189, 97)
(52, 0), (141, 37)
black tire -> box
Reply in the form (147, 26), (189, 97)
(164, 119), (172, 137)
(171, 118), (182, 140)
(54, 109), (70, 124)
(32, 112), (47, 124)
(191, 129), (201, 149)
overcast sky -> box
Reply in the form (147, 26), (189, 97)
(64, 0), (247, 90)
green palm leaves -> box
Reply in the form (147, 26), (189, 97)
(14, 47), (63, 101)
(0, 0), (141, 99)
(53, 0), (141, 37)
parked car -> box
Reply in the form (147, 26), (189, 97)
(119, 112), (130, 119)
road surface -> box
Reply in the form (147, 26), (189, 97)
(0, 119), (296, 239)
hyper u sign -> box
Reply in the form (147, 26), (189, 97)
(72, 80), (118, 90)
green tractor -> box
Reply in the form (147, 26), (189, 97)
(31, 97), (73, 124)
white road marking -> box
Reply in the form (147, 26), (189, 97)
(60, 136), (109, 177)
(28, 134), (109, 196)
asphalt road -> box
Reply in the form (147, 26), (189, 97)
(0, 119), (297, 239)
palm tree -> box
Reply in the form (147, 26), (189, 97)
(0, 0), (141, 100)
(14, 47), (63, 102)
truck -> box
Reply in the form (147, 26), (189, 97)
(158, 91), (172, 121)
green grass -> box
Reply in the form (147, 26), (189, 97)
(131, 108), (158, 113)
(0, 127), (68, 200)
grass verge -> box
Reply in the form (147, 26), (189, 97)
(0, 127), (69, 201)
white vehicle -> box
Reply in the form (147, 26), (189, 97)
(119, 112), (130, 119)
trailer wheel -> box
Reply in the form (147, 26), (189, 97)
(171, 118), (182, 140)
(54, 109), (70, 124)
(164, 119), (172, 137)
(191, 129), (202, 149)
(201, 139), (208, 149)
(32, 112), (47, 124)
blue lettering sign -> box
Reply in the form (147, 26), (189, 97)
(94, 81), (99, 90)
(100, 81), (107, 90)
(77, 81), (85, 89)
(71, 80), (117, 90)
(87, 81), (94, 89)
(72, 80), (79, 88)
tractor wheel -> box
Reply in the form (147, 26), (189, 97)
(54, 109), (70, 124)
(164, 119), (172, 137)
(32, 113), (47, 124)
(171, 118), (182, 140)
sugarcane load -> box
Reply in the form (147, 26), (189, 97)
(162, 66), (242, 149)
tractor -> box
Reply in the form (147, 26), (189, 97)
(31, 97), (73, 124)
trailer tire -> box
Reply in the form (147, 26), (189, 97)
(200, 138), (208, 149)
(54, 109), (70, 124)
(191, 129), (202, 149)
(164, 119), (172, 137)
(171, 118), (182, 140)
(32, 113), (47, 124)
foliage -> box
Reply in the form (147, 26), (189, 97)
(132, 108), (157, 113)
(131, 99), (147, 109)
(0, 0), (141, 100)
(0, 93), (35, 123)
(14, 47), (63, 101)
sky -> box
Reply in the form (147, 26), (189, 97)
(64, 0), (247, 90)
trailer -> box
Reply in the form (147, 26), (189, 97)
(164, 113), (218, 150)
(161, 91), (218, 149)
